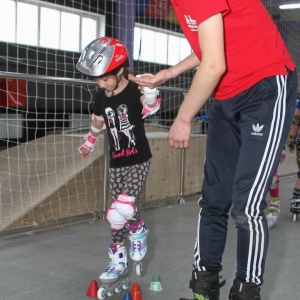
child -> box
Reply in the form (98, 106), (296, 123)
(266, 151), (285, 228)
(76, 37), (159, 294)
(288, 96), (300, 220)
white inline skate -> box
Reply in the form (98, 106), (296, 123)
(266, 197), (280, 229)
(126, 221), (149, 276)
(290, 198), (300, 222)
(97, 244), (130, 299)
(266, 206), (280, 229)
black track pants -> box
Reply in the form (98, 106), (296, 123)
(193, 70), (298, 285)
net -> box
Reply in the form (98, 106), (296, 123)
(0, 0), (298, 234)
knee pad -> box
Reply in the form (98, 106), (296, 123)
(115, 193), (137, 220)
(106, 206), (126, 230)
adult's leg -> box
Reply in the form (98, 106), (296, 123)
(194, 99), (241, 272)
(231, 71), (297, 285)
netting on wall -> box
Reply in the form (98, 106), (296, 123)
(0, 0), (299, 233)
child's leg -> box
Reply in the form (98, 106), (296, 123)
(266, 170), (280, 228)
(100, 206), (128, 283)
(106, 160), (151, 270)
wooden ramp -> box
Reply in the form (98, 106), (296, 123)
(0, 133), (106, 230)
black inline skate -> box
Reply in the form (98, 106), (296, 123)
(228, 278), (261, 300)
(290, 197), (300, 222)
(179, 270), (225, 300)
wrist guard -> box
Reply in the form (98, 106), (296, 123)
(78, 132), (97, 154)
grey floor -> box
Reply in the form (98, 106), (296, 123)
(1, 176), (299, 300)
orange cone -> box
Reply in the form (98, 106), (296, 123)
(86, 279), (99, 298)
(131, 283), (143, 300)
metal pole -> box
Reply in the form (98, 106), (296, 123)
(178, 148), (186, 204)
(0, 71), (187, 92)
(178, 92), (188, 204)
(102, 131), (109, 217)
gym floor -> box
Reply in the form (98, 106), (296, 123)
(0, 176), (299, 300)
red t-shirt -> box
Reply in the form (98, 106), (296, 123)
(170, 0), (295, 100)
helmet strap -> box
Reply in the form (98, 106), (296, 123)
(105, 71), (123, 97)
(112, 69), (124, 91)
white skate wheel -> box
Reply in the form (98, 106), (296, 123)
(106, 289), (114, 297)
(121, 278), (130, 290)
(293, 213), (297, 222)
(97, 287), (106, 300)
(135, 263), (142, 276)
(115, 286), (122, 293)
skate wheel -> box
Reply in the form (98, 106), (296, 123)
(121, 278), (130, 290)
(97, 287), (106, 300)
(135, 262), (142, 276)
(293, 213), (297, 222)
(122, 282), (130, 290)
(114, 286), (122, 293)
(106, 289), (114, 297)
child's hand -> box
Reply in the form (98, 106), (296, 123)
(78, 132), (97, 158)
(78, 146), (91, 158)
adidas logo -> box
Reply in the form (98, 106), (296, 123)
(251, 123), (264, 136)
(184, 15), (197, 31)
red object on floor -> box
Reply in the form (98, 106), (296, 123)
(86, 279), (99, 298)
(130, 283), (143, 300)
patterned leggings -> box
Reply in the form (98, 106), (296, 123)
(109, 159), (151, 243)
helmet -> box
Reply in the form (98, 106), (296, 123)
(76, 37), (129, 77)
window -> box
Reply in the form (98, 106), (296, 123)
(40, 7), (60, 49)
(0, 0), (104, 52)
(0, 0), (16, 43)
(0, 0), (191, 66)
(17, 2), (38, 46)
(134, 24), (192, 66)
(82, 18), (97, 50)
(60, 12), (80, 51)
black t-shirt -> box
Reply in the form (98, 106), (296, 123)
(94, 81), (152, 168)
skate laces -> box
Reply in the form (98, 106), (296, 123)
(105, 261), (125, 277)
(132, 240), (142, 251)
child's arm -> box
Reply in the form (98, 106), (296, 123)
(78, 114), (105, 158)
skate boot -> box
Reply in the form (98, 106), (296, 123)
(228, 278), (261, 300)
(179, 270), (225, 300)
(126, 220), (149, 275)
(97, 244), (130, 299)
(290, 198), (300, 222)
(266, 197), (280, 229)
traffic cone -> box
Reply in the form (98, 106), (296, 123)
(86, 279), (99, 298)
(149, 275), (163, 292)
(131, 283), (143, 300)
(123, 291), (133, 300)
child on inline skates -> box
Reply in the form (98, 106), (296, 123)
(76, 37), (160, 298)
(288, 96), (300, 220)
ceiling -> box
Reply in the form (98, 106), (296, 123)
(262, 0), (300, 21)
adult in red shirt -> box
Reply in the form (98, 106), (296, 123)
(129, 1), (298, 299)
